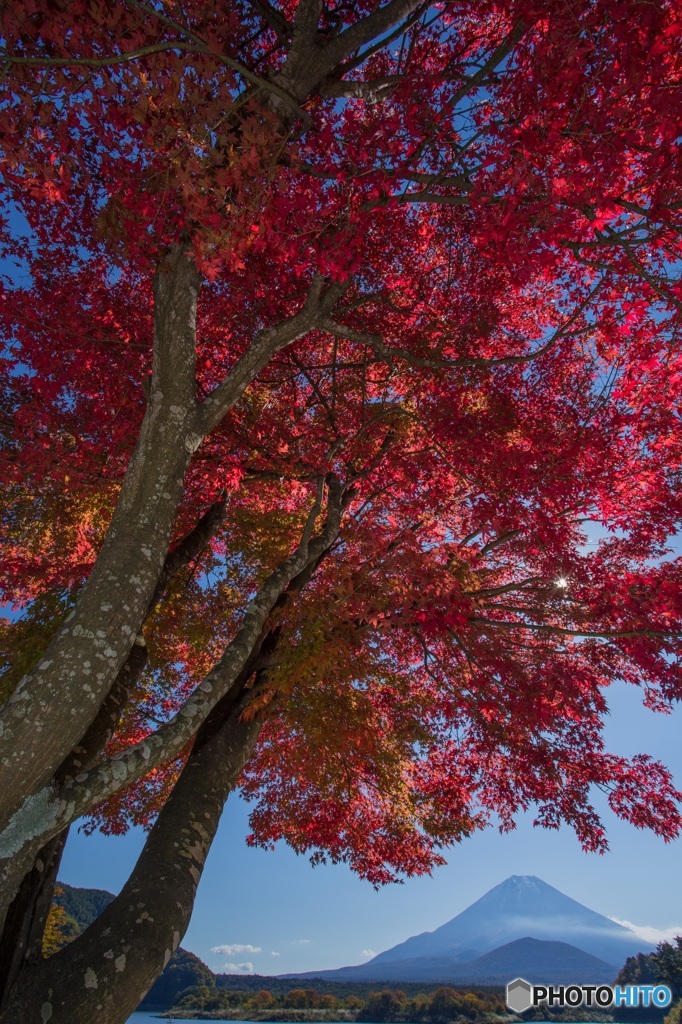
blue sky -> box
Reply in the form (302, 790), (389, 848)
(59, 677), (682, 978)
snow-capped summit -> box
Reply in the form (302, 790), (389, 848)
(283, 876), (654, 983)
(367, 874), (651, 968)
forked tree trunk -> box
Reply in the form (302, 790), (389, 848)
(0, 495), (229, 1008)
(0, 535), (322, 1021)
(0, 704), (263, 1024)
(0, 0), (426, 830)
(0, 831), (68, 1009)
(0, 639), (149, 1009)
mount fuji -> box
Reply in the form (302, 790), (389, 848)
(285, 875), (653, 983)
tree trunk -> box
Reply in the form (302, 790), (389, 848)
(0, 247), (202, 828)
(0, 831), (68, 1010)
(0, 493), (229, 1001)
(0, 704), (263, 1024)
(0, 640), (149, 1005)
(0, 533), (322, 1021)
(0, 477), (343, 918)
(0, 471), (343, 1020)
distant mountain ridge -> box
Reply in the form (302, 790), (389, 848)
(290, 937), (616, 985)
(457, 937), (617, 983)
(54, 881), (114, 930)
(284, 875), (652, 983)
(371, 876), (651, 966)
(58, 876), (653, 993)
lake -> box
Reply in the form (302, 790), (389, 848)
(126, 1016), (649, 1024)
(126, 1017), (512, 1024)
(127, 1017), (397, 1024)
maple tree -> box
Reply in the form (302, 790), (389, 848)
(0, 0), (681, 1020)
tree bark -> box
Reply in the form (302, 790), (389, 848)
(0, 477), (344, 915)
(0, 246), (202, 827)
(0, 702), (263, 1024)
(0, 494), (229, 1000)
(0, 831), (68, 1011)
(0, 9), (431, 1014)
(0, 479), (341, 1021)
(0, 0), (425, 839)
(0, 640), (149, 1006)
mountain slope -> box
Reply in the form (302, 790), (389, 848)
(455, 937), (617, 983)
(54, 881), (114, 930)
(288, 937), (618, 984)
(283, 875), (651, 983)
(368, 875), (651, 968)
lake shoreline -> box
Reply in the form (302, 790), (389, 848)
(153, 1013), (516, 1023)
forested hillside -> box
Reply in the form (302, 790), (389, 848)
(49, 884), (212, 1009)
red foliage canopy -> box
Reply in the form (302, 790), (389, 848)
(1, 0), (682, 886)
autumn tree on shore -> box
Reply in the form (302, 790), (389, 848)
(0, 1), (681, 1021)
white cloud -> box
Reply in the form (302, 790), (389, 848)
(361, 949), (377, 959)
(222, 961), (255, 975)
(270, 952), (281, 957)
(211, 944), (262, 956)
(289, 939), (311, 945)
(610, 918), (682, 944)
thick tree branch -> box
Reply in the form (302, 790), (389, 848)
(1, 41), (203, 68)
(291, 0), (323, 44)
(324, 17), (525, 105)
(245, 0), (291, 41)
(0, 491), (229, 978)
(320, 74), (404, 100)
(197, 277), (348, 436)
(122, 0), (311, 123)
(470, 617), (682, 639)
(0, 705), (264, 1024)
(448, 20), (526, 109)
(322, 282), (602, 370)
(324, 1), (427, 66)
(328, 4), (430, 78)
(0, 636), (150, 994)
(0, 832), (67, 1013)
(273, 0), (426, 112)
(466, 577), (544, 598)
(150, 493), (228, 608)
(0, 478), (346, 907)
